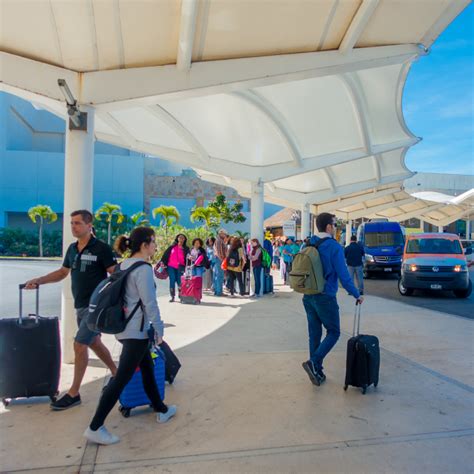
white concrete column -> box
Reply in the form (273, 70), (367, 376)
(301, 203), (310, 239)
(250, 180), (264, 241)
(62, 106), (95, 363)
(345, 220), (353, 247)
(419, 219), (424, 232)
(466, 219), (471, 239)
(438, 225), (444, 233)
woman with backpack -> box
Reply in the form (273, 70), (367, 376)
(226, 237), (246, 297)
(203, 237), (215, 291)
(187, 238), (208, 278)
(83, 227), (177, 446)
(161, 234), (189, 302)
(249, 238), (263, 297)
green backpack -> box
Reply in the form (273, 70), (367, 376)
(289, 238), (329, 294)
(261, 248), (272, 268)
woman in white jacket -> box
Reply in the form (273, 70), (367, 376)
(84, 227), (176, 445)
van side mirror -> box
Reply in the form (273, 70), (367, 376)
(465, 247), (473, 255)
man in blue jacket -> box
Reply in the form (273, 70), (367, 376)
(302, 213), (364, 386)
(344, 235), (365, 295)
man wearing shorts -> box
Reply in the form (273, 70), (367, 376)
(25, 210), (117, 410)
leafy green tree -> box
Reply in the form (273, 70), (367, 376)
(235, 230), (249, 241)
(208, 193), (246, 224)
(152, 205), (180, 238)
(27, 205), (58, 257)
(190, 206), (220, 229)
(95, 202), (125, 245)
(130, 211), (149, 228)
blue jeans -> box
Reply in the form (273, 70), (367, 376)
(348, 265), (364, 292)
(302, 294), (340, 371)
(213, 257), (224, 296)
(168, 266), (183, 292)
(253, 265), (263, 296)
(192, 266), (205, 277)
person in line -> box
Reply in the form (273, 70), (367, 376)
(188, 238), (207, 278)
(272, 240), (281, 270)
(161, 234), (189, 302)
(301, 213), (364, 386)
(213, 229), (228, 296)
(226, 237), (246, 297)
(203, 237), (216, 291)
(282, 238), (298, 284)
(263, 232), (273, 276)
(249, 238), (263, 298)
(344, 235), (365, 295)
(84, 227), (176, 445)
(25, 210), (117, 411)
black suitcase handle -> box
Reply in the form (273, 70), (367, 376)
(19, 284), (40, 325)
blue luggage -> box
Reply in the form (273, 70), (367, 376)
(118, 348), (166, 417)
(263, 273), (274, 294)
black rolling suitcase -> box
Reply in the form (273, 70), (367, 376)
(263, 273), (274, 294)
(344, 303), (379, 394)
(0, 285), (61, 406)
(158, 340), (181, 384)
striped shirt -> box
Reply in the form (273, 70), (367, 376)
(214, 236), (227, 260)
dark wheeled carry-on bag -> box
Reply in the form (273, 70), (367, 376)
(344, 303), (379, 394)
(0, 285), (61, 406)
(159, 340), (181, 384)
(263, 273), (274, 294)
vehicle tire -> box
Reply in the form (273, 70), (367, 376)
(398, 278), (414, 296)
(453, 280), (472, 299)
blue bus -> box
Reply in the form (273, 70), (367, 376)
(356, 221), (405, 277)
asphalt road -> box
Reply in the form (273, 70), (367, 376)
(1, 261), (473, 320)
(363, 270), (474, 320)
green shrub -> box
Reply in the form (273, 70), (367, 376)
(0, 228), (62, 257)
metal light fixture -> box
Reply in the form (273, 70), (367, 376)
(57, 79), (88, 131)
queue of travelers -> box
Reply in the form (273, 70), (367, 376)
(22, 209), (367, 445)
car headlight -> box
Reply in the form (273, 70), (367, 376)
(404, 264), (417, 272)
(365, 254), (374, 263)
(454, 264), (467, 273)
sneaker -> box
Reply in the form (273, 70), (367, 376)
(83, 426), (120, 445)
(169, 297), (175, 303)
(302, 361), (322, 386)
(317, 369), (327, 383)
(157, 405), (177, 423)
(51, 393), (81, 411)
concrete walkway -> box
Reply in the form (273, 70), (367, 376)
(1, 273), (473, 473)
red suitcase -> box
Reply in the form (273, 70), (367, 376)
(180, 275), (203, 304)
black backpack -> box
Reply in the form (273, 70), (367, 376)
(87, 261), (149, 334)
(228, 249), (240, 268)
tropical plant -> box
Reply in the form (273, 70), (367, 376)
(95, 202), (125, 245)
(27, 205), (58, 257)
(235, 230), (249, 240)
(190, 206), (220, 229)
(152, 205), (180, 238)
(130, 211), (149, 227)
(207, 193), (246, 224)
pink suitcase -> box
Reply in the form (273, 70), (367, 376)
(180, 275), (203, 304)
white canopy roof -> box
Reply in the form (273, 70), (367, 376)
(0, 0), (470, 201)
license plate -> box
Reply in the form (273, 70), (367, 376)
(384, 268), (392, 272)
(430, 284), (442, 290)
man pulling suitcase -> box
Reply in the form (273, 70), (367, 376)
(24, 210), (117, 410)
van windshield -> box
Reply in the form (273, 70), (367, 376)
(406, 238), (462, 254)
(365, 232), (404, 248)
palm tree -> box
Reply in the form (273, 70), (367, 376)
(152, 205), (180, 238)
(130, 211), (149, 228)
(235, 230), (249, 240)
(27, 205), (58, 257)
(95, 202), (125, 245)
(190, 206), (220, 229)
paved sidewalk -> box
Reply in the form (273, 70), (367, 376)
(1, 274), (473, 473)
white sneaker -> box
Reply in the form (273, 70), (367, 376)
(157, 405), (177, 423)
(83, 426), (120, 445)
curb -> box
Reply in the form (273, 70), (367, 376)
(0, 257), (62, 262)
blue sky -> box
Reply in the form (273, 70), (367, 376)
(403, 3), (473, 175)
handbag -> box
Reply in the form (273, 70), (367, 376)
(153, 261), (169, 280)
(221, 258), (228, 270)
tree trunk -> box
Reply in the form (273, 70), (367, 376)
(108, 221), (112, 245)
(39, 218), (43, 257)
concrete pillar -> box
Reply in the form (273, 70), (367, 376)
(419, 219), (424, 232)
(301, 203), (310, 239)
(61, 106), (95, 363)
(345, 220), (353, 247)
(438, 225), (443, 233)
(466, 219), (471, 239)
(250, 180), (264, 241)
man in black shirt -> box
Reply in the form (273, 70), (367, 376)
(344, 235), (365, 295)
(25, 210), (117, 410)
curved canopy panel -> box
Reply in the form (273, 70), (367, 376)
(0, 0), (469, 200)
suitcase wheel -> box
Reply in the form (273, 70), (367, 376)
(343, 385), (348, 391)
(361, 386), (367, 395)
(2, 398), (11, 407)
(119, 406), (131, 418)
(374, 383), (378, 388)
